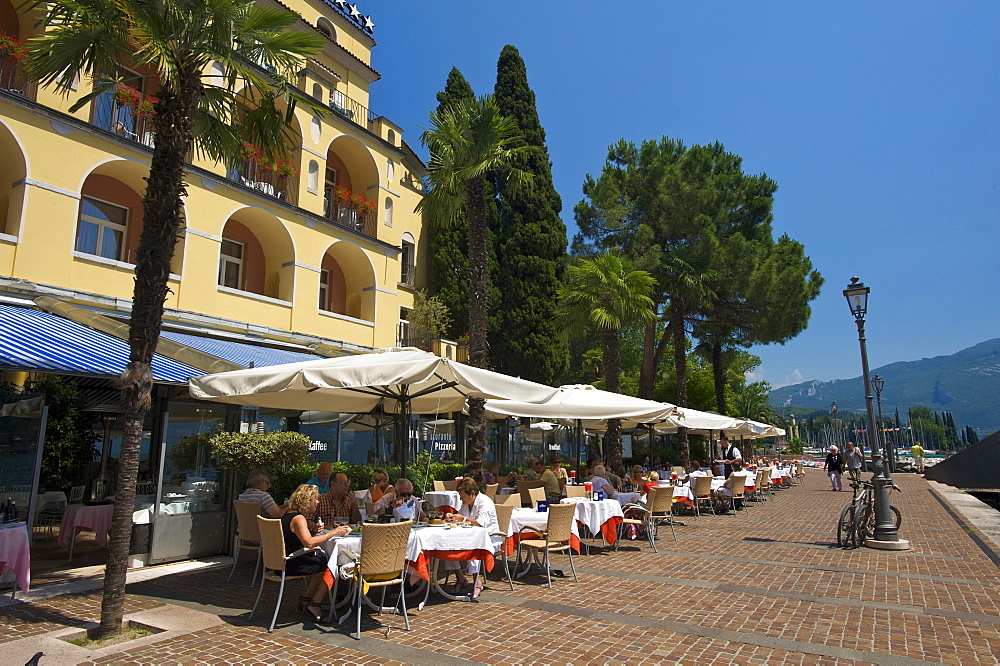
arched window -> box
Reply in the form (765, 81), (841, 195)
(384, 197), (393, 227)
(312, 83), (323, 101)
(317, 18), (336, 42)
(386, 159), (394, 184)
(210, 61), (225, 87)
(387, 129), (396, 146)
(400, 231), (415, 286)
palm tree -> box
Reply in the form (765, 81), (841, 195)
(558, 252), (656, 476)
(418, 96), (528, 473)
(26, 0), (322, 636)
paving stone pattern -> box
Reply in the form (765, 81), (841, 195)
(7, 470), (1000, 664)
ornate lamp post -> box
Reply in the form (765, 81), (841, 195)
(872, 374), (890, 472)
(843, 277), (908, 548)
(830, 401), (839, 450)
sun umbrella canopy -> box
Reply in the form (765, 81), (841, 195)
(663, 407), (741, 433)
(189, 348), (560, 414)
(483, 384), (675, 423)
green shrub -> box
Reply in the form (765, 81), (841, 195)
(210, 431), (312, 474)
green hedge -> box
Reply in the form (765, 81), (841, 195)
(270, 460), (468, 503)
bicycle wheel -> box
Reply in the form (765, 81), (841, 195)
(837, 505), (855, 547)
(889, 504), (902, 530)
(852, 502), (873, 547)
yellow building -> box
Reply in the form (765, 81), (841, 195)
(0, 1), (446, 565)
(0, 0), (426, 352)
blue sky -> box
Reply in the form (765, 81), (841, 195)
(368, 1), (999, 389)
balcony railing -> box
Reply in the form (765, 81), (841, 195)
(227, 159), (299, 206)
(92, 95), (155, 148)
(400, 262), (416, 287)
(323, 188), (376, 237)
(329, 91), (378, 134)
(0, 56), (30, 98)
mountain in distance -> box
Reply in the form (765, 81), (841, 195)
(769, 338), (1000, 435)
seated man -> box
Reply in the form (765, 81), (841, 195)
(238, 469), (288, 518)
(313, 471), (362, 525)
(531, 459), (561, 503)
(305, 461), (333, 496)
(370, 477), (423, 520)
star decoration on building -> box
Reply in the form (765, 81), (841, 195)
(362, 15), (375, 32)
(333, 0), (347, 9)
(348, 3), (362, 20)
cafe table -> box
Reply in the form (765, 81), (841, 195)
(0, 523), (30, 597)
(506, 508), (581, 578)
(321, 522), (496, 618)
(560, 497), (624, 547)
(59, 503), (114, 559)
(423, 491), (461, 510)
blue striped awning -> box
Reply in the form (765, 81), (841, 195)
(160, 331), (321, 368)
(0, 304), (200, 382)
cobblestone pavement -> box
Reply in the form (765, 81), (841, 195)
(4, 470), (1000, 664)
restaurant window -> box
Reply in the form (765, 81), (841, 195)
(77, 196), (128, 261)
(318, 269), (330, 310)
(218, 238), (244, 289)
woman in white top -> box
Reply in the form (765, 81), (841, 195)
(446, 477), (499, 598)
(589, 464), (616, 499)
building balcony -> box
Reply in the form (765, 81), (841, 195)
(0, 56), (31, 99)
(328, 91), (378, 135)
(323, 188), (376, 237)
(400, 261), (416, 288)
(92, 95), (155, 148)
(226, 158), (299, 206)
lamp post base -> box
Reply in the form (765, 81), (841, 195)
(864, 538), (911, 551)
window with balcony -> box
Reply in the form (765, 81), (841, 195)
(76, 196), (128, 261)
(218, 238), (244, 289)
(398, 307), (411, 347)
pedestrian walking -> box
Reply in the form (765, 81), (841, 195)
(824, 445), (843, 491)
(910, 442), (925, 474)
(844, 441), (864, 484)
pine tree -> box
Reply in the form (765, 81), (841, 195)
(490, 45), (569, 384)
(428, 68), (475, 338)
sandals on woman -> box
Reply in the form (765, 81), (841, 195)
(302, 603), (324, 623)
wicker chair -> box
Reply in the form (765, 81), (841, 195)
(491, 503), (516, 591)
(514, 503), (578, 588)
(754, 469), (770, 503)
(616, 488), (658, 553)
(728, 474), (749, 514)
(484, 483), (499, 501)
(516, 479), (546, 507)
(526, 486), (546, 508)
(343, 520), (412, 640)
(227, 500), (263, 586)
(693, 475), (715, 516)
(249, 516), (330, 632)
(499, 492), (522, 507)
(564, 485), (586, 498)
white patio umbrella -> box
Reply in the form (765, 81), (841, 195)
(189, 348), (559, 476)
(483, 384), (676, 469)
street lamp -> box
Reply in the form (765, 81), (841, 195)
(843, 277), (908, 548)
(871, 374), (890, 472)
(830, 401), (839, 450)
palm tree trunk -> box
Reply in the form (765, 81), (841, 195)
(100, 77), (199, 637)
(711, 341), (727, 415)
(638, 321), (656, 399)
(670, 298), (689, 467)
(602, 328), (623, 476)
(464, 174), (489, 473)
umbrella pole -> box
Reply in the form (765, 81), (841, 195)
(397, 387), (410, 481)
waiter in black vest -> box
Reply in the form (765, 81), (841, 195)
(720, 433), (742, 478)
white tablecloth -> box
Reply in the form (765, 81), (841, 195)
(560, 498), (624, 537)
(507, 507), (580, 540)
(616, 492), (641, 506)
(321, 524), (496, 580)
(423, 491), (460, 510)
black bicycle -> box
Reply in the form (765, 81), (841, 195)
(841, 480), (902, 547)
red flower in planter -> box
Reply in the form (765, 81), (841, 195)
(0, 32), (27, 62)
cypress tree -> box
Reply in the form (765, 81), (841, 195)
(428, 68), (475, 338)
(491, 45), (569, 384)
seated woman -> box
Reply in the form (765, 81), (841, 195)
(445, 477), (500, 598)
(628, 465), (646, 492)
(551, 456), (569, 484)
(281, 484), (350, 622)
(589, 464), (616, 499)
(482, 460), (500, 486)
(368, 468), (394, 504)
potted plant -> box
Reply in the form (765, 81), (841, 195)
(0, 32), (26, 62)
(111, 84), (156, 119)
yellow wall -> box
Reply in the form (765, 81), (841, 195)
(0, 1), (424, 352)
